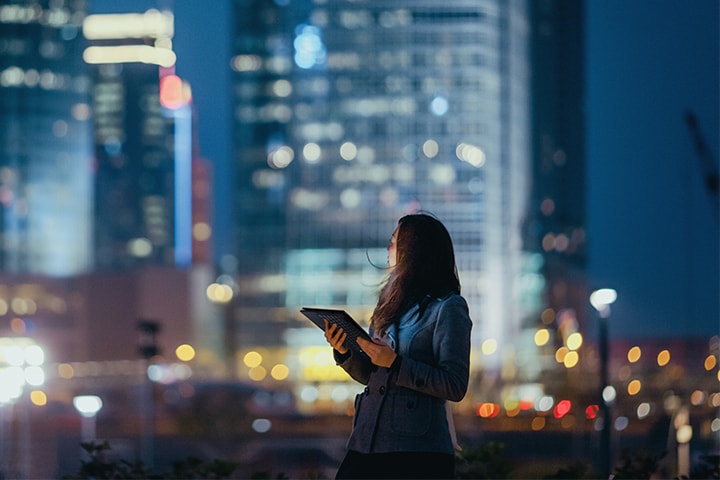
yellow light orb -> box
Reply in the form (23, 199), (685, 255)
(271, 364), (289, 381)
(555, 346), (568, 363)
(534, 329), (550, 346)
(243, 351), (263, 368)
(481, 339), (497, 355)
(627, 379), (641, 396)
(248, 366), (267, 381)
(30, 390), (47, 406)
(563, 350), (579, 368)
(175, 344), (196, 362)
(627, 346), (642, 363)
(704, 354), (717, 371)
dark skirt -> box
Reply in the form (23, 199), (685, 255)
(335, 450), (456, 479)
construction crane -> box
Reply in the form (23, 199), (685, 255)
(684, 109), (719, 224)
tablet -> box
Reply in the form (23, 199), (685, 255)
(300, 307), (372, 353)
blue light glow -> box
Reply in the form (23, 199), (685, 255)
(293, 25), (326, 69)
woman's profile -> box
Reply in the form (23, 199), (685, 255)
(324, 212), (472, 479)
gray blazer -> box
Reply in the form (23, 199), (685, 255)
(335, 293), (472, 454)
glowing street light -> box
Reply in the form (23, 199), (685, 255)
(590, 287), (617, 479)
(590, 288), (617, 318)
(73, 395), (103, 442)
(675, 406), (693, 478)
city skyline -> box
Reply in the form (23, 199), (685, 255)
(163, 0), (719, 340)
(0, 2), (716, 477)
(0, 0), (712, 342)
(86, 0), (720, 340)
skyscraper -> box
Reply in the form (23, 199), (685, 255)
(229, 0), (546, 407)
(83, 9), (199, 269)
(0, 1), (93, 276)
(526, 0), (588, 379)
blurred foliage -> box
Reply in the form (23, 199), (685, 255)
(455, 441), (514, 479)
(611, 448), (666, 480)
(62, 440), (238, 479)
(62, 439), (719, 480)
(543, 462), (591, 479)
(691, 453), (720, 480)
(249, 473), (293, 479)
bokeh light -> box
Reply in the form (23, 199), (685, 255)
(627, 379), (641, 396)
(554, 399), (571, 418)
(563, 351), (579, 368)
(566, 332), (583, 350)
(481, 339), (497, 355)
(531, 417), (546, 431)
(243, 351), (263, 368)
(248, 366), (267, 381)
(271, 364), (289, 381)
(477, 402), (501, 418)
(657, 349), (670, 367)
(627, 346), (642, 363)
(704, 354), (717, 370)
(175, 344), (195, 362)
(30, 390), (47, 406)
(637, 402), (651, 419)
(534, 329), (550, 346)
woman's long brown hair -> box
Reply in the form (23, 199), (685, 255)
(370, 213), (460, 334)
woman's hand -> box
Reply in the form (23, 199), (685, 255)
(324, 320), (348, 354)
(356, 337), (398, 368)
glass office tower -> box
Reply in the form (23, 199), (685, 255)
(83, 9), (204, 269)
(230, 0), (536, 408)
(0, 1), (92, 276)
(525, 0), (588, 393)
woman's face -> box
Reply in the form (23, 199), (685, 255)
(387, 228), (398, 268)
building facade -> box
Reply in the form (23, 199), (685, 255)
(229, 0), (545, 409)
(0, 1), (93, 276)
(83, 9), (200, 269)
(525, 0), (589, 390)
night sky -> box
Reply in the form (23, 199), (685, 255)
(91, 0), (719, 340)
(585, 0), (718, 339)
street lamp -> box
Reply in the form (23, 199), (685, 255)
(674, 405), (693, 478)
(73, 395), (103, 442)
(137, 320), (160, 469)
(590, 288), (617, 318)
(590, 288), (617, 479)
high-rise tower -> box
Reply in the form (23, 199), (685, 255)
(0, 1), (93, 276)
(83, 8), (204, 269)
(525, 0), (588, 384)
(229, 0), (538, 407)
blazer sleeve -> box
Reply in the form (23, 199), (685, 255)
(394, 294), (472, 402)
(334, 346), (374, 385)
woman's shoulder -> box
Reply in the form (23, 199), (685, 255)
(430, 292), (469, 313)
(438, 291), (467, 305)
(430, 293), (472, 330)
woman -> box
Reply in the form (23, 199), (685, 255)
(324, 213), (472, 479)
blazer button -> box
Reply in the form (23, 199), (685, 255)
(415, 379), (425, 388)
(379, 386), (386, 395)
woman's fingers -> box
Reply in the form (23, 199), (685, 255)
(356, 338), (397, 368)
(324, 320), (348, 353)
